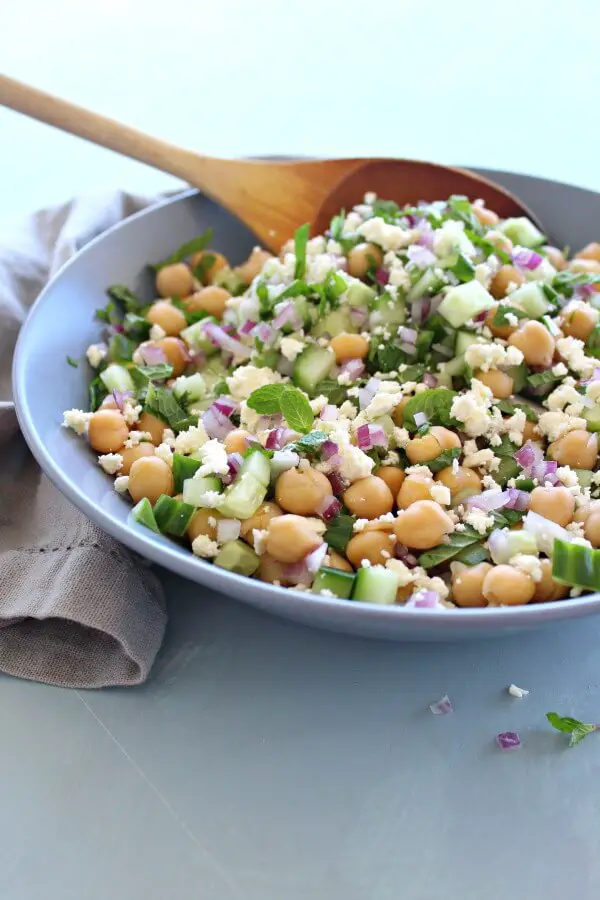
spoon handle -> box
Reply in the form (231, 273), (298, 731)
(0, 74), (219, 187)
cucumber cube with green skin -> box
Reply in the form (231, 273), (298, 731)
(180, 318), (219, 356)
(153, 494), (178, 532)
(509, 283), (551, 318)
(406, 268), (444, 304)
(163, 501), (197, 537)
(183, 475), (222, 507)
(100, 363), (135, 394)
(583, 405), (600, 432)
(293, 345), (335, 396)
(552, 539), (600, 590)
(172, 454), (202, 492)
(240, 449), (271, 486)
(369, 294), (406, 329)
(312, 566), (355, 599)
(214, 540), (260, 576)
(218, 473), (267, 519)
(346, 281), (376, 307)
(131, 498), (160, 533)
(352, 566), (399, 605)
(500, 217), (545, 249)
(488, 529), (538, 564)
(454, 330), (484, 358)
(312, 308), (356, 338)
(438, 281), (496, 328)
(172, 373), (206, 405)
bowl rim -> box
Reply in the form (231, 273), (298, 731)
(12, 178), (600, 629)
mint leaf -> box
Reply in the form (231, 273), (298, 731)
(446, 195), (480, 231)
(552, 271), (600, 299)
(123, 312), (151, 342)
(255, 279), (272, 318)
(294, 223), (310, 279)
(314, 379), (347, 406)
(280, 387), (314, 433)
(546, 712), (598, 747)
(427, 447), (461, 473)
(402, 388), (458, 432)
(454, 542), (489, 565)
(325, 514), (356, 553)
(246, 383), (287, 415)
(492, 508), (524, 529)
(493, 434), (519, 458)
(418, 527), (481, 569)
(495, 398), (538, 422)
(107, 284), (143, 313)
(154, 228), (213, 269)
(88, 376), (108, 411)
(372, 198), (400, 222)
(493, 305), (527, 327)
(144, 383), (189, 431)
(191, 252), (216, 283)
(66, 355), (78, 368)
(527, 370), (562, 388)
(329, 210), (345, 241)
(286, 431), (329, 455)
(449, 253), (475, 283)
(131, 363), (174, 385)
(107, 334), (136, 363)
(277, 279), (311, 301)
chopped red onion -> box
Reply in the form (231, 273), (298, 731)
(316, 495), (342, 522)
(467, 489), (512, 512)
(407, 590), (441, 610)
(305, 542), (328, 573)
(473, 309), (489, 323)
(496, 731), (521, 751)
(321, 440), (340, 461)
(328, 471), (349, 495)
(202, 322), (252, 359)
(423, 373), (437, 388)
(356, 423), (388, 450)
(413, 412), (429, 427)
(217, 518), (241, 543)
(416, 221), (434, 248)
(112, 389), (133, 411)
(108, 322), (125, 335)
(339, 358), (365, 380)
(505, 488), (530, 511)
(349, 307), (368, 327)
(273, 301), (302, 330)
(429, 694), (453, 714)
(177, 339), (192, 364)
(407, 244), (436, 268)
(239, 319), (257, 335)
(398, 326), (418, 345)
(213, 397), (239, 418)
(358, 378), (380, 410)
(251, 321), (276, 345)
(432, 342), (453, 358)
(512, 248), (542, 270)
(515, 441), (539, 470)
(395, 544), (419, 567)
(516, 442), (558, 484)
(265, 427), (288, 450)
(139, 344), (168, 365)
(320, 405), (338, 422)
(188, 349), (206, 371)
(226, 452), (243, 481)
(375, 267), (389, 285)
(576, 283), (597, 299)
(202, 406), (235, 439)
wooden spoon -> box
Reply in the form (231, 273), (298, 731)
(0, 74), (536, 252)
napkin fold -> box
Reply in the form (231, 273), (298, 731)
(0, 191), (169, 688)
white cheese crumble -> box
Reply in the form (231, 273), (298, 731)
(122, 400), (142, 426)
(462, 448), (499, 472)
(356, 217), (414, 251)
(149, 323), (167, 341)
(465, 341), (523, 372)
(556, 336), (596, 378)
(546, 383), (586, 416)
(252, 529), (269, 555)
(537, 410), (587, 443)
(433, 219), (476, 260)
(364, 392), (398, 420)
(124, 430), (152, 448)
(226, 365), (283, 401)
(509, 554), (542, 582)
(114, 475), (130, 494)
(280, 337), (305, 361)
(508, 684), (530, 699)
(155, 443), (174, 466)
(194, 438), (229, 477)
(98, 453), (123, 475)
(430, 483), (451, 506)
(174, 423), (209, 455)
(191, 535), (220, 558)
(450, 378), (494, 437)
(62, 408), (91, 435)
(86, 343), (107, 368)
(463, 508), (494, 535)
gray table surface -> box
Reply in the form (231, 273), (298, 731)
(3, 1), (600, 896)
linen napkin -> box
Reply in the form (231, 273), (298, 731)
(0, 190), (168, 689)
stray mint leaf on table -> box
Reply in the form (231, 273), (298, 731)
(66, 355), (78, 368)
(546, 712), (599, 747)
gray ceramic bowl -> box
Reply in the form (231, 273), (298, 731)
(12, 169), (600, 640)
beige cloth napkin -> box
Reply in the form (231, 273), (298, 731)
(0, 191), (168, 689)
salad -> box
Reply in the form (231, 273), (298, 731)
(63, 192), (600, 609)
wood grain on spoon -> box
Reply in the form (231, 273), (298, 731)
(0, 74), (535, 252)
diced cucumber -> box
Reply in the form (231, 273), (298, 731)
(293, 345), (335, 396)
(575, 469), (595, 488)
(523, 510), (572, 556)
(585, 325), (600, 359)
(218, 473), (268, 520)
(293, 296), (313, 329)
(438, 281), (496, 328)
(213, 267), (245, 295)
(455, 329), (483, 358)
(131, 498), (160, 533)
(201, 360), (229, 394)
(435, 367), (454, 389)
(163, 500), (197, 537)
(100, 363), (135, 394)
(500, 217), (545, 249)
(312, 308), (356, 338)
(346, 281), (376, 307)
(369, 293), (406, 329)
(440, 355), (467, 378)
(180, 318), (219, 356)
(406, 268), (444, 304)
(153, 495), (178, 531)
(352, 565), (399, 605)
(583, 404), (600, 433)
(312, 566), (356, 599)
(172, 454), (202, 492)
(269, 449), (300, 481)
(552, 539), (600, 590)
(505, 363), (527, 393)
(172, 373), (206, 405)
(488, 528), (539, 564)
(240, 448), (271, 486)
(214, 540), (260, 576)
(495, 456), (520, 486)
(509, 283), (551, 319)
(253, 349), (280, 369)
(372, 414), (395, 438)
(183, 475), (223, 507)
(523, 257), (556, 283)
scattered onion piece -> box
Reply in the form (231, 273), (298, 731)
(429, 694), (453, 715)
(496, 731), (521, 751)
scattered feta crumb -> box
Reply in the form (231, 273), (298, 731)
(464, 508), (495, 535)
(508, 684), (529, 699)
(280, 337), (305, 361)
(155, 443), (174, 466)
(86, 343), (107, 369)
(252, 529), (269, 555)
(226, 365), (283, 401)
(122, 400), (142, 426)
(174, 423), (209, 455)
(114, 475), (130, 494)
(124, 430), (152, 448)
(98, 453), (123, 475)
(431, 483), (451, 506)
(191, 534), (220, 558)
(194, 438), (229, 477)
(62, 408), (91, 435)
(509, 553), (542, 582)
(149, 323), (167, 341)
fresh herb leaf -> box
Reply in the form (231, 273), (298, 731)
(467, 230), (511, 265)
(552, 271), (600, 299)
(491, 508), (524, 528)
(107, 334), (137, 363)
(315, 379), (347, 406)
(526, 370), (562, 388)
(213, 379), (229, 397)
(542, 283), (560, 306)
(546, 712), (598, 747)
(329, 210), (345, 241)
(454, 542), (490, 565)
(493, 305), (527, 326)
(399, 364), (427, 382)
(154, 228), (213, 269)
(446, 195), (480, 232)
(123, 312), (151, 342)
(246, 383), (287, 415)
(294, 223), (310, 279)
(427, 447), (461, 473)
(143, 383), (189, 430)
(493, 435), (519, 458)
(280, 387), (314, 433)
(131, 363), (174, 386)
(325, 513), (356, 553)
(495, 398), (538, 422)
(402, 388), (458, 432)
(449, 253), (475, 283)
(66, 355), (78, 368)
(586, 325), (600, 359)
(88, 377), (108, 411)
(107, 284), (143, 313)
(286, 431), (329, 455)
(277, 280), (311, 301)
(192, 252), (216, 283)
(256, 279), (272, 318)
(418, 527), (481, 569)
(372, 198), (400, 222)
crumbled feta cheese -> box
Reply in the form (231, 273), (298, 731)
(552, 362), (568, 378)
(174, 423), (209, 455)
(162, 428), (176, 447)
(155, 443), (174, 466)
(393, 427), (410, 449)
(566, 520), (587, 539)
(433, 219), (476, 259)
(194, 438), (229, 477)
(509, 554), (542, 582)
(388, 260), (411, 290)
(556, 466), (578, 487)
(114, 475), (130, 494)
(98, 453), (123, 475)
(309, 395), (328, 415)
(280, 337), (305, 361)
(339, 400), (358, 420)
(451, 378), (493, 437)
(191, 535), (220, 558)
(328, 422), (373, 482)
(462, 448), (499, 472)
(149, 323), (167, 341)
(546, 383), (585, 416)
(431, 483), (451, 505)
(482, 474), (501, 490)
(464, 508), (494, 535)
(556, 336), (596, 378)
(122, 400), (142, 426)
(252, 529), (269, 555)
(508, 684), (529, 699)
(356, 217), (414, 251)
(226, 365), (282, 401)
(537, 410), (587, 442)
(86, 343), (107, 369)
(364, 392), (398, 420)
(465, 341), (523, 372)
(405, 464), (432, 478)
(124, 430), (152, 448)
(62, 408), (91, 435)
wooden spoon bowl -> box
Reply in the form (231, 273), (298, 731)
(0, 75), (538, 252)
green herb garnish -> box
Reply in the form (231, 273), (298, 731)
(154, 228), (213, 269)
(324, 514), (356, 553)
(143, 383), (190, 431)
(526, 370), (562, 388)
(402, 388), (458, 431)
(280, 388), (314, 433)
(449, 253), (476, 283)
(66, 355), (78, 368)
(246, 384), (287, 415)
(546, 712), (599, 747)
(418, 527), (482, 569)
(427, 447), (462, 473)
(286, 431), (329, 455)
(492, 305), (527, 327)
(294, 223), (310, 279)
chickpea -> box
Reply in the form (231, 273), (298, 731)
(560, 305), (597, 342)
(146, 300), (187, 336)
(544, 245), (567, 271)
(575, 242), (600, 263)
(490, 265), (525, 300)
(377, 466), (405, 497)
(256, 553), (287, 584)
(569, 258), (600, 275)
(584, 510), (600, 548)
(343, 476), (394, 520)
(406, 432), (442, 464)
(346, 531), (394, 568)
(128, 456), (174, 505)
(508, 320), (555, 368)
(88, 409), (129, 454)
(474, 368), (514, 400)
(429, 426), (461, 451)
(392, 396), (410, 426)
(239, 502), (283, 546)
(156, 262), (193, 299)
(235, 248), (273, 285)
(436, 466), (482, 504)
(347, 242), (383, 279)
(482, 564), (535, 606)
(393, 500), (454, 550)
(532, 559), (569, 603)
(187, 508), (221, 543)
(548, 430), (598, 470)
(484, 307), (517, 340)
(189, 250), (229, 284)
(472, 204), (499, 227)
(224, 429), (251, 454)
(119, 441), (155, 475)
(155, 337), (188, 376)
(325, 550), (354, 572)
(275, 467), (332, 516)
(529, 486), (575, 527)
(266, 515), (323, 564)
(522, 419), (539, 443)
(330, 332), (369, 363)
(137, 411), (168, 446)
(486, 230), (513, 256)
(397, 473), (434, 509)
(452, 562), (492, 608)
(184, 286), (230, 320)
